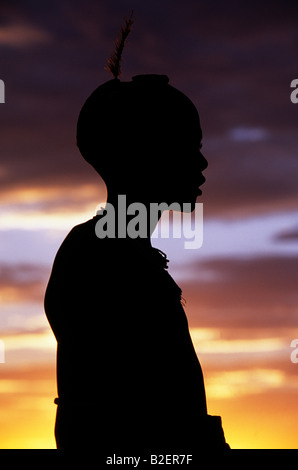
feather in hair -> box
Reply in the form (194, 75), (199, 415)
(105, 10), (134, 79)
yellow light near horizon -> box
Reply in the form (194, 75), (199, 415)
(1, 384), (297, 449)
(0, 183), (103, 205)
(209, 390), (298, 449)
(0, 206), (97, 230)
(0, 182), (107, 230)
(190, 327), (287, 354)
(0, 395), (56, 449)
(205, 368), (285, 399)
(3, 331), (56, 352)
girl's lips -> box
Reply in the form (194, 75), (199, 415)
(198, 176), (206, 187)
(196, 177), (206, 195)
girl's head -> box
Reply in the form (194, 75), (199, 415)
(76, 74), (207, 209)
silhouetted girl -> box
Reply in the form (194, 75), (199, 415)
(45, 16), (229, 456)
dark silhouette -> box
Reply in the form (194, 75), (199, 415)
(44, 73), (229, 456)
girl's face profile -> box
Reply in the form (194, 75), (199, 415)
(155, 120), (207, 211)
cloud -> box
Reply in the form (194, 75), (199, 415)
(181, 255), (298, 328)
(274, 227), (298, 242)
(227, 127), (269, 142)
(155, 210), (298, 280)
(0, 183), (105, 230)
(0, 263), (49, 304)
(205, 368), (286, 399)
(3, 330), (56, 355)
(0, 23), (51, 47)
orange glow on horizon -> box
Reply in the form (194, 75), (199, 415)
(1, 360), (298, 449)
(0, 321), (297, 448)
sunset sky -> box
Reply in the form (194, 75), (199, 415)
(0, 0), (298, 449)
